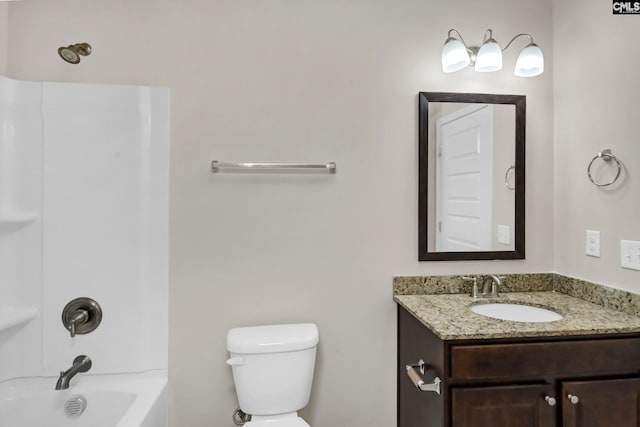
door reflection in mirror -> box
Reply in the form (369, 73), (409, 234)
(428, 102), (515, 252)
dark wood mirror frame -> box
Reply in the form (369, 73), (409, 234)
(418, 92), (526, 261)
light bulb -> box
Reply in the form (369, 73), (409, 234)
(475, 39), (502, 72)
(515, 43), (544, 77)
(441, 38), (470, 73)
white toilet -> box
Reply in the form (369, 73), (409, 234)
(226, 323), (319, 427)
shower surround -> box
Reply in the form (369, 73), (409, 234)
(0, 75), (168, 392)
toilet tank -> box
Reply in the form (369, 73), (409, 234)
(227, 323), (319, 416)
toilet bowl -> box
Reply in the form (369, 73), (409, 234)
(227, 323), (319, 426)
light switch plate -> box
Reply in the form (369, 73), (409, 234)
(498, 225), (510, 245)
(621, 240), (640, 271)
(585, 230), (601, 257)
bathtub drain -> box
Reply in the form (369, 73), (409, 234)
(64, 395), (87, 418)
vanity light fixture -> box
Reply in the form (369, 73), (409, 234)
(441, 29), (544, 77)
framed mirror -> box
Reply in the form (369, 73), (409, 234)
(418, 92), (525, 261)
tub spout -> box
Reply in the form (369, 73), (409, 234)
(55, 355), (92, 390)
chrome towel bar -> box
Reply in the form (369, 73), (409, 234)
(211, 161), (337, 174)
(406, 359), (441, 395)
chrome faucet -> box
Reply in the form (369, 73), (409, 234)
(463, 275), (504, 298)
(55, 355), (92, 390)
(483, 275), (501, 297)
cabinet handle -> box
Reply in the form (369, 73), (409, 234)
(567, 394), (579, 404)
(544, 396), (556, 406)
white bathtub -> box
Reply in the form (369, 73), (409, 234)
(0, 371), (167, 427)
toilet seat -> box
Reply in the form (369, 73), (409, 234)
(245, 418), (310, 427)
(245, 415), (310, 427)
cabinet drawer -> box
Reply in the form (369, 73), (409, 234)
(452, 384), (556, 427)
(450, 338), (640, 381)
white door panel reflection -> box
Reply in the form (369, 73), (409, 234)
(436, 104), (493, 251)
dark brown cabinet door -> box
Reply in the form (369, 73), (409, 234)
(562, 378), (640, 427)
(452, 384), (557, 427)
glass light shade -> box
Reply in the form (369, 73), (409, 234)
(515, 44), (544, 77)
(441, 39), (470, 73)
(474, 39), (502, 72)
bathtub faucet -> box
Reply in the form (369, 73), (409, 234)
(55, 355), (92, 390)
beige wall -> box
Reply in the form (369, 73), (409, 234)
(0, 4), (7, 74)
(5, 0), (553, 425)
(553, 1), (640, 292)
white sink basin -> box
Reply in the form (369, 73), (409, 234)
(470, 303), (563, 323)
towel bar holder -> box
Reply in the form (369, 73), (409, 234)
(211, 161), (337, 174)
(406, 359), (441, 395)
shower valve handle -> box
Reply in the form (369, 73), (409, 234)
(62, 298), (102, 338)
(69, 309), (89, 338)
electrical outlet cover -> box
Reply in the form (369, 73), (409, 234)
(621, 240), (640, 271)
(586, 230), (601, 258)
(498, 225), (510, 245)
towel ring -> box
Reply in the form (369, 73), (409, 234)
(504, 165), (515, 190)
(587, 149), (622, 187)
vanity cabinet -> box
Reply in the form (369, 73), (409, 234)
(398, 306), (640, 427)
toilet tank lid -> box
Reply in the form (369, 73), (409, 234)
(227, 323), (319, 354)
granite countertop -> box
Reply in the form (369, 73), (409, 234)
(394, 291), (640, 340)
